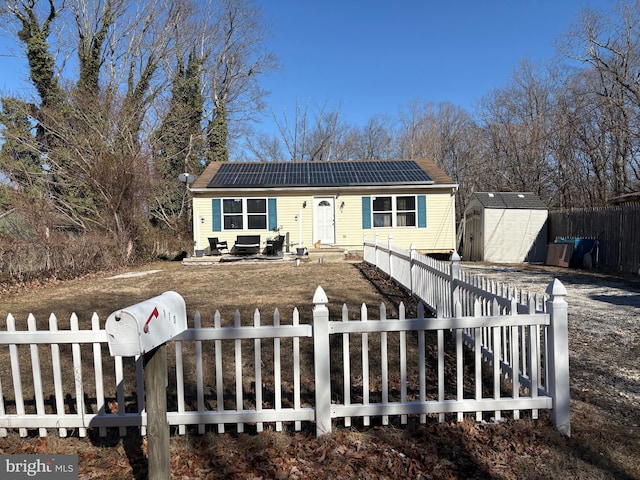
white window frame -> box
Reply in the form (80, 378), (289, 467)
(372, 195), (417, 228)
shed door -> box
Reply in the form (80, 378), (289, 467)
(313, 197), (335, 245)
(464, 210), (482, 262)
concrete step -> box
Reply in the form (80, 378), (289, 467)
(304, 247), (362, 263)
(181, 247), (363, 265)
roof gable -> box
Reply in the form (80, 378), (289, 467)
(472, 192), (547, 210)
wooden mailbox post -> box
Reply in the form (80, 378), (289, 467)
(105, 291), (187, 480)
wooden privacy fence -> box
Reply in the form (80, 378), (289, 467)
(0, 278), (570, 438)
(548, 202), (640, 274)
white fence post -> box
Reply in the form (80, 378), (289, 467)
(449, 250), (461, 317)
(409, 243), (416, 295)
(388, 235), (393, 279)
(374, 233), (379, 268)
(545, 279), (571, 436)
(312, 286), (331, 436)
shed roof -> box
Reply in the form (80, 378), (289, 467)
(191, 159), (455, 190)
(471, 192), (547, 210)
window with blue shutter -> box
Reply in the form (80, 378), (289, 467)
(418, 195), (427, 228)
(362, 196), (371, 229)
(268, 198), (277, 230)
(212, 198), (222, 232)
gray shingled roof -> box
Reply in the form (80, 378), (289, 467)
(191, 158), (457, 190)
(472, 192), (547, 210)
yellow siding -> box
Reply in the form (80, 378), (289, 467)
(275, 195), (314, 250)
(358, 192), (456, 253)
(335, 194), (366, 249)
(192, 195), (316, 253)
(192, 190), (456, 254)
(192, 198), (211, 250)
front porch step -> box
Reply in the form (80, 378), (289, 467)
(181, 246), (364, 265)
(304, 247), (362, 263)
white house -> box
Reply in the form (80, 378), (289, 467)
(462, 192), (548, 263)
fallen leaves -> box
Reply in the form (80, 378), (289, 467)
(2, 262), (639, 478)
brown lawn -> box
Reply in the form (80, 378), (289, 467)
(0, 258), (638, 480)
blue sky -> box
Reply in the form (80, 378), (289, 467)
(257, 0), (614, 129)
(0, 0), (614, 133)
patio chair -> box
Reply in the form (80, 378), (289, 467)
(265, 235), (285, 256)
(208, 237), (228, 256)
(234, 235), (261, 255)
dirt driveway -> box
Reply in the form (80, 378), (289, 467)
(461, 263), (640, 409)
(0, 259), (639, 479)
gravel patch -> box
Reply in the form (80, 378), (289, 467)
(461, 263), (640, 428)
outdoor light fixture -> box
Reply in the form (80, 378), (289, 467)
(303, 201), (307, 208)
(340, 201), (345, 210)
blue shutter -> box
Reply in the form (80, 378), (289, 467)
(268, 198), (277, 230)
(417, 195), (427, 228)
(212, 198), (222, 232)
(362, 196), (371, 229)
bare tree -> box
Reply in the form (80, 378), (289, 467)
(0, 1), (171, 248)
(2, 0), (65, 108)
(197, 0), (278, 162)
(395, 99), (480, 220)
(349, 114), (394, 160)
(558, 0), (640, 198)
(0, 0), (276, 252)
(556, 69), (626, 206)
(396, 99), (431, 159)
(244, 129), (284, 161)
(478, 60), (557, 202)
(263, 99), (345, 161)
(427, 102), (482, 219)
(544, 69), (588, 209)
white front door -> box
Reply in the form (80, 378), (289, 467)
(313, 197), (335, 245)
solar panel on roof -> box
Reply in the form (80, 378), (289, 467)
(207, 160), (433, 188)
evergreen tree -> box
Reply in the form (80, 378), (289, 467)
(206, 103), (229, 163)
(0, 98), (44, 198)
(151, 49), (204, 229)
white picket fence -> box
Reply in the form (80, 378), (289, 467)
(363, 234), (543, 317)
(0, 240), (570, 438)
(363, 234), (570, 435)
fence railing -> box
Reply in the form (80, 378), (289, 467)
(0, 238), (570, 438)
(363, 234), (570, 435)
(365, 235), (550, 316)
